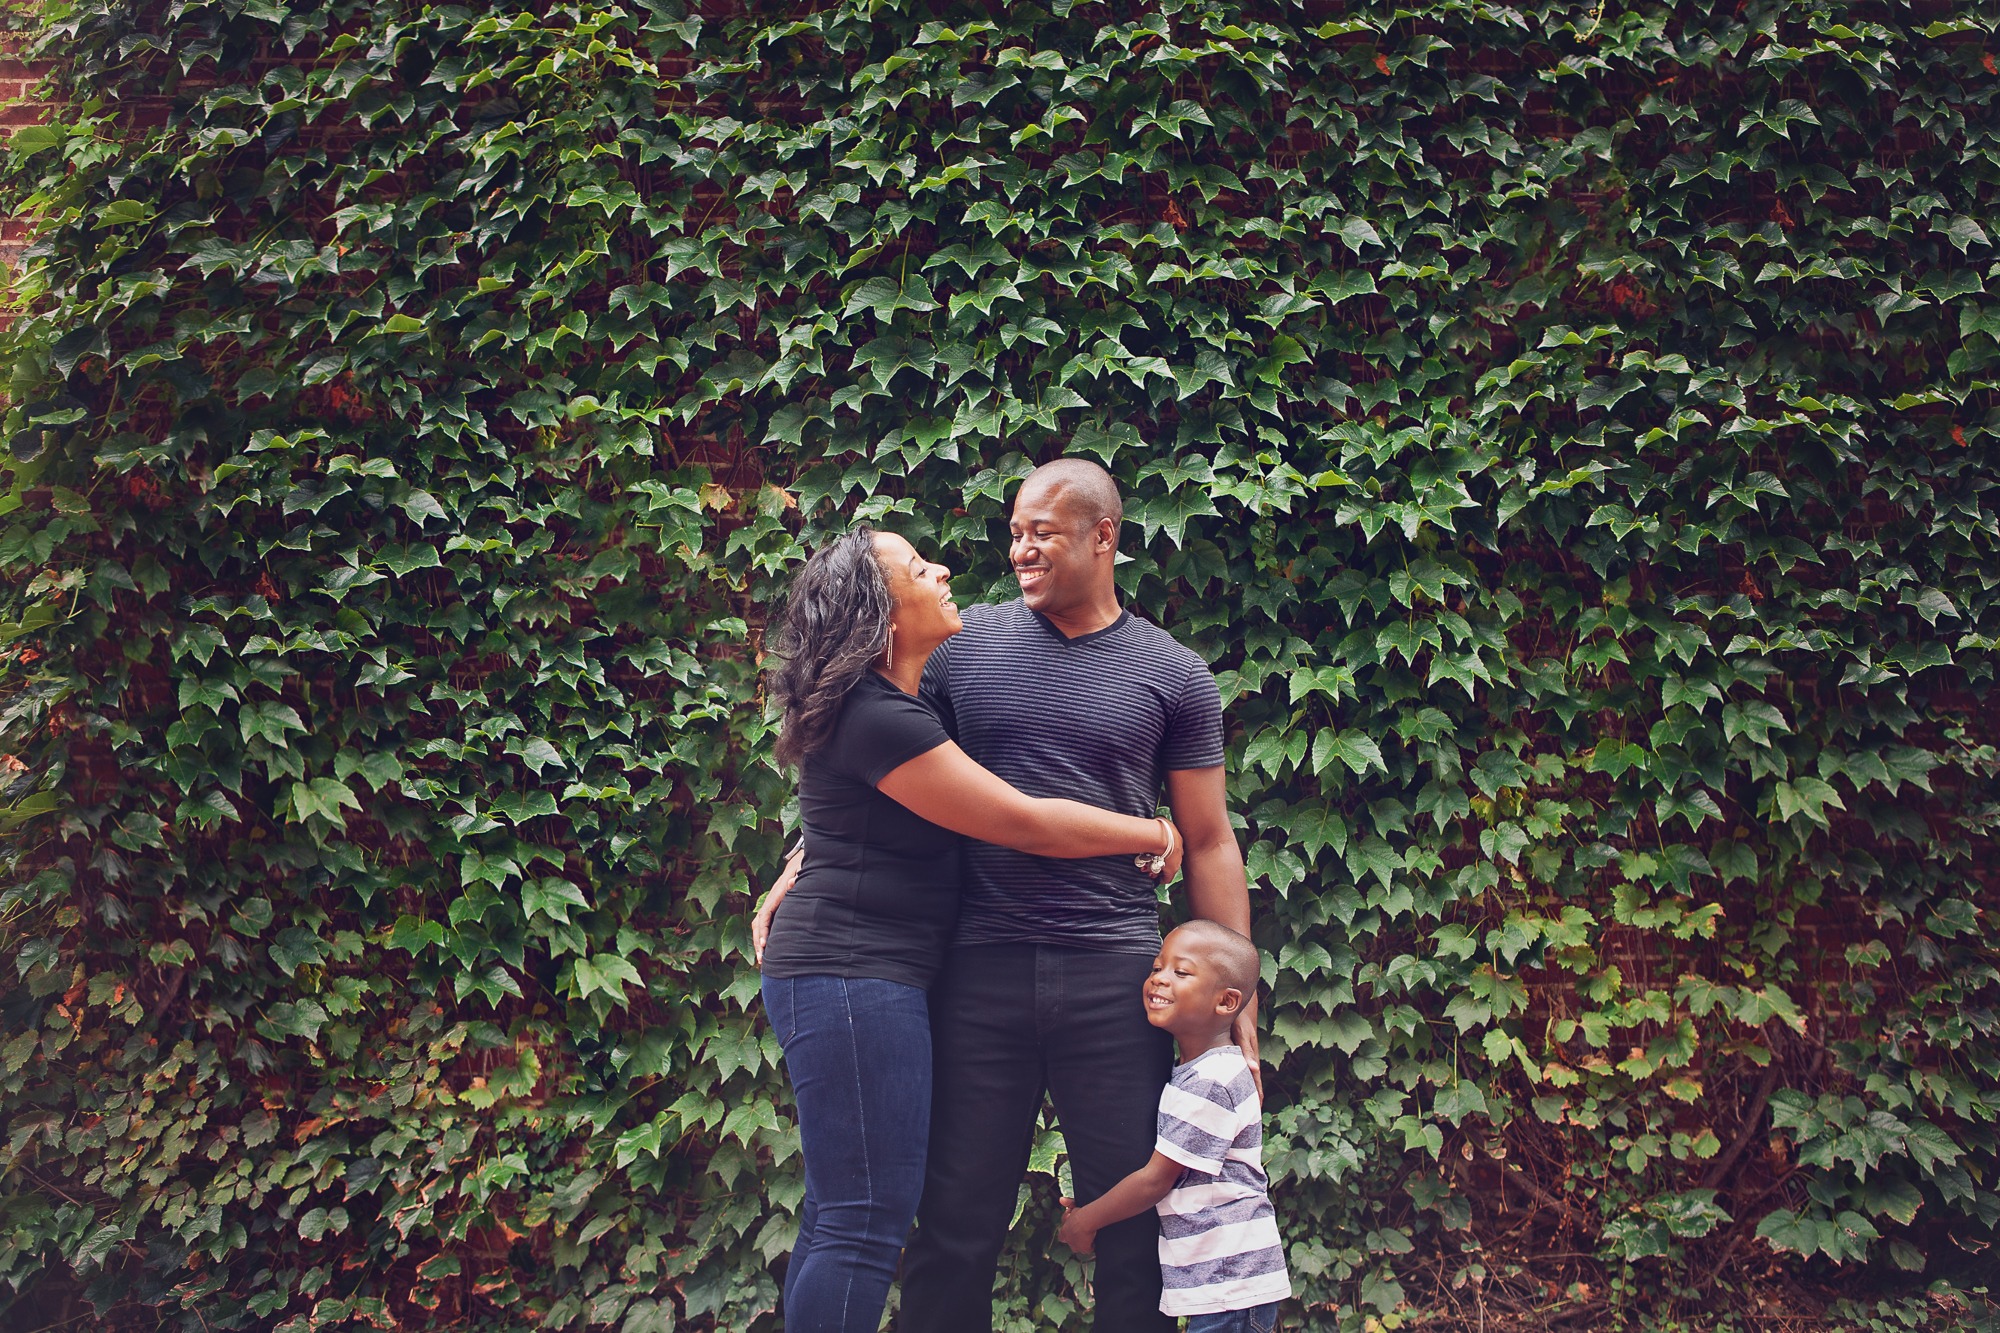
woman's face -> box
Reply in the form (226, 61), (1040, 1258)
(872, 532), (962, 647)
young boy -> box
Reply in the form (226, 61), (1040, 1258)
(1059, 919), (1292, 1332)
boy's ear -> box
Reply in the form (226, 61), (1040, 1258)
(1214, 986), (1245, 1018)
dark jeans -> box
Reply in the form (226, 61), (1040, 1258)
(763, 974), (932, 1333)
(1187, 1303), (1281, 1333)
(901, 945), (1175, 1333)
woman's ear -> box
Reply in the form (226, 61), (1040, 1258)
(1214, 986), (1245, 1018)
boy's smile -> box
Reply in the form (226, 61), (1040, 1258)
(1142, 932), (1240, 1047)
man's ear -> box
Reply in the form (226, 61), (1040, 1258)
(1094, 516), (1117, 554)
(1215, 986), (1245, 1017)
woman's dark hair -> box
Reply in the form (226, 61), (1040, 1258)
(768, 527), (893, 768)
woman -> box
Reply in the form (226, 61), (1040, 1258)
(756, 526), (1181, 1333)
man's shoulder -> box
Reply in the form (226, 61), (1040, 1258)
(957, 597), (1026, 632)
(1117, 613), (1211, 674)
(942, 598), (1026, 663)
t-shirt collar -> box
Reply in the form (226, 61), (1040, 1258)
(1176, 1042), (1242, 1072)
(1026, 604), (1130, 645)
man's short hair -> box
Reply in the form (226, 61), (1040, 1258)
(1172, 919), (1261, 996)
(1022, 457), (1122, 529)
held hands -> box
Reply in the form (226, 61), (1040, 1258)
(1057, 1198), (1098, 1256)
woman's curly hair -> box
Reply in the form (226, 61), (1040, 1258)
(768, 527), (893, 768)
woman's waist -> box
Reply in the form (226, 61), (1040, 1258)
(797, 824), (963, 865)
(790, 867), (961, 911)
(768, 879), (960, 944)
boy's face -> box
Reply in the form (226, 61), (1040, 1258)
(1143, 929), (1241, 1034)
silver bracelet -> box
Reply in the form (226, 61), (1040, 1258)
(1133, 817), (1174, 875)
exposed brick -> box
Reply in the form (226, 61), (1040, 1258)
(0, 46), (42, 275)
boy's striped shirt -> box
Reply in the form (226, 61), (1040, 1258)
(1153, 1044), (1292, 1317)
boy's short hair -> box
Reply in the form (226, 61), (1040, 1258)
(1171, 919), (1261, 997)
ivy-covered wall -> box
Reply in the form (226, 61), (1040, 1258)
(2, 1), (1997, 1329)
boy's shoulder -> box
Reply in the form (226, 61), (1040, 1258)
(1169, 1044), (1259, 1107)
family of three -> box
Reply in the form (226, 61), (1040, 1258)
(751, 458), (1293, 1332)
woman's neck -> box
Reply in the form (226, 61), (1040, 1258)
(876, 642), (935, 696)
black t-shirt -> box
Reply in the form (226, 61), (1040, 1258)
(921, 599), (1225, 953)
(760, 671), (962, 989)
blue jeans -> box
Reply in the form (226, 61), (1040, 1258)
(762, 974), (932, 1333)
(1187, 1303), (1281, 1333)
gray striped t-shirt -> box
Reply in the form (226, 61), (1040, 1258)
(919, 599), (1224, 952)
(1154, 1044), (1292, 1317)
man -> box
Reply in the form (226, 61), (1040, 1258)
(755, 458), (1253, 1332)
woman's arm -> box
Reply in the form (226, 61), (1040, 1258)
(876, 741), (1179, 867)
(1056, 1152), (1184, 1255)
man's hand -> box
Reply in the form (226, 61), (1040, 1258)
(1057, 1198), (1098, 1256)
(1233, 990), (1263, 1102)
(751, 844), (804, 965)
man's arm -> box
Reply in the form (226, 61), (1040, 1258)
(1057, 1151), (1184, 1255)
(751, 842), (804, 965)
(1164, 765), (1259, 1089)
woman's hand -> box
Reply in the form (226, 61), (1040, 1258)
(751, 844), (804, 964)
(1146, 818), (1185, 884)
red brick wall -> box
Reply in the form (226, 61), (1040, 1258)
(0, 33), (49, 270)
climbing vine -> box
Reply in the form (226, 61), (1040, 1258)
(1, 1), (1997, 1329)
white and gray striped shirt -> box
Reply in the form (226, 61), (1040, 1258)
(1154, 1045), (1292, 1317)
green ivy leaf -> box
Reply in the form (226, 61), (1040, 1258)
(522, 877), (589, 924)
(1314, 731), (1386, 777)
(572, 953), (644, 1004)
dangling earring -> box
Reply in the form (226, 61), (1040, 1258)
(884, 626), (895, 671)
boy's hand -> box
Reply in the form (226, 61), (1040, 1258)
(1057, 1198), (1097, 1256)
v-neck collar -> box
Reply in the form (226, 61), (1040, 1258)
(1028, 605), (1130, 645)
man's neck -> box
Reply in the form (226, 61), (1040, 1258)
(1037, 592), (1123, 639)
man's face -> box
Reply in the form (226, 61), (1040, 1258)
(1008, 480), (1106, 616)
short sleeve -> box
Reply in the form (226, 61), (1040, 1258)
(837, 684), (953, 788)
(1160, 659), (1225, 771)
(1154, 1076), (1247, 1176)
